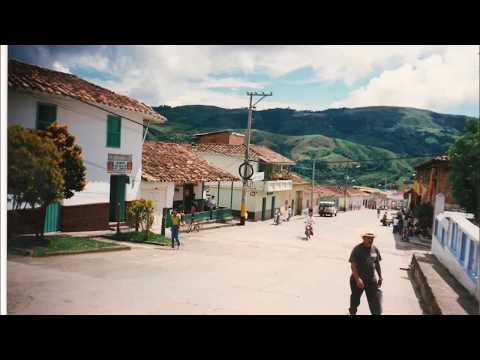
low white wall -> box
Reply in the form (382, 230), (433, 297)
(140, 181), (175, 226)
(432, 212), (479, 301)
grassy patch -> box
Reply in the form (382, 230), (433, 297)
(9, 236), (118, 257)
(104, 231), (171, 246)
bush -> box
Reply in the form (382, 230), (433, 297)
(127, 199), (155, 240)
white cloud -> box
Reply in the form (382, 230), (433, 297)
(23, 45), (478, 114)
(331, 46), (479, 113)
(52, 61), (70, 73)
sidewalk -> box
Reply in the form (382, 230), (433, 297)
(410, 253), (479, 315)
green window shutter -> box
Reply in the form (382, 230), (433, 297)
(107, 115), (121, 148)
(37, 103), (57, 130)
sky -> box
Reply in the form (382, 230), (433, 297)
(9, 45), (480, 117)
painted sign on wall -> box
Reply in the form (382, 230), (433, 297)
(107, 154), (133, 173)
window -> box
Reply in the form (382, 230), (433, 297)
(450, 223), (457, 254)
(434, 220), (438, 238)
(441, 228), (445, 246)
(459, 232), (467, 265)
(107, 115), (121, 148)
(37, 103), (57, 130)
(467, 240), (477, 279)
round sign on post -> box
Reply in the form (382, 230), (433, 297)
(239, 161), (254, 180)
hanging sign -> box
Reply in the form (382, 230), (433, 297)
(107, 154), (133, 173)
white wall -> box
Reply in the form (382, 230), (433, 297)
(198, 153), (257, 177)
(140, 181), (175, 226)
(432, 212), (479, 301)
(8, 90), (146, 207)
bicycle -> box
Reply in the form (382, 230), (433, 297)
(186, 219), (201, 233)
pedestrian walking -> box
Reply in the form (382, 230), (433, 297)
(377, 208), (380, 218)
(348, 231), (383, 315)
(274, 208), (282, 225)
(171, 208), (182, 249)
(287, 206), (292, 221)
(393, 216), (399, 233)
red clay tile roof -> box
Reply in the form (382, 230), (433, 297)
(414, 155), (449, 170)
(9, 60), (166, 123)
(315, 184), (342, 196)
(142, 141), (239, 183)
(290, 173), (310, 185)
(313, 184), (367, 197)
(192, 143), (295, 165)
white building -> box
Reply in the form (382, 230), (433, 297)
(140, 141), (238, 227)
(432, 211), (480, 303)
(8, 59), (166, 232)
(192, 131), (296, 221)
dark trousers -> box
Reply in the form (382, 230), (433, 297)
(349, 276), (382, 315)
(171, 225), (180, 247)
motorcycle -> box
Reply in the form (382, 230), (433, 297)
(305, 224), (313, 240)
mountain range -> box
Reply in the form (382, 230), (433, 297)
(147, 105), (475, 188)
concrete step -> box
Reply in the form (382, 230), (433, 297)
(410, 253), (479, 315)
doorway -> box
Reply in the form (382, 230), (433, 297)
(271, 196), (276, 219)
(183, 183), (194, 212)
(109, 175), (128, 222)
(261, 197), (267, 221)
(295, 190), (303, 215)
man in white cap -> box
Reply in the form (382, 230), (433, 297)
(348, 231), (383, 315)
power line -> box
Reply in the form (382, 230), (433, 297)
(293, 153), (443, 166)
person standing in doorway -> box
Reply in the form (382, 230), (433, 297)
(171, 208), (182, 249)
(210, 195), (217, 210)
(348, 231), (383, 315)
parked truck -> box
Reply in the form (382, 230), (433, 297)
(318, 201), (337, 217)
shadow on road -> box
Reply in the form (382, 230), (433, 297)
(392, 233), (430, 251)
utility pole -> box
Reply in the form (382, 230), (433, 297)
(239, 91), (272, 225)
(344, 169), (348, 212)
(311, 159), (315, 209)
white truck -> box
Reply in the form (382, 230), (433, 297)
(318, 201), (337, 217)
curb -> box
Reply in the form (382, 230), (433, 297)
(11, 245), (131, 257)
(410, 253), (442, 314)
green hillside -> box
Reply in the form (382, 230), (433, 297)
(147, 105), (475, 188)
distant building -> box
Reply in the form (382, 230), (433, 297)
(412, 155), (459, 210)
(193, 130), (245, 145)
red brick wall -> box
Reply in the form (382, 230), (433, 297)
(61, 202), (110, 232)
(8, 208), (42, 236)
(228, 133), (245, 145)
(198, 133), (230, 144)
(197, 132), (245, 145)
(417, 164), (456, 205)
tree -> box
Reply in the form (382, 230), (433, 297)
(448, 119), (480, 222)
(8, 125), (65, 238)
(39, 122), (86, 199)
(127, 199), (155, 240)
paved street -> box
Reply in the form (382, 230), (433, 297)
(8, 209), (428, 314)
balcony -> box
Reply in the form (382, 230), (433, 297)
(264, 180), (292, 192)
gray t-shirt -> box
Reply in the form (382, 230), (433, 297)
(349, 243), (382, 282)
